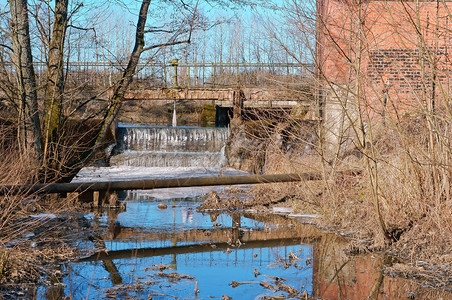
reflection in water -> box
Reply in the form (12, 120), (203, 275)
(59, 194), (315, 299)
(101, 258), (122, 285)
(182, 208), (194, 224)
(38, 194), (451, 299)
(70, 244), (313, 299)
(313, 235), (451, 300)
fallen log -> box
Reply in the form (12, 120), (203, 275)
(0, 169), (362, 196)
(0, 173), (320, 195)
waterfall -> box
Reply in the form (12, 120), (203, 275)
(172, 101), (177, 127)
(111, 124), (230, 167)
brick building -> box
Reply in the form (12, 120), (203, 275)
(316, 0), (452, 116)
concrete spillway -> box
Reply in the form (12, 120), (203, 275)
(110, 124), (229, 167)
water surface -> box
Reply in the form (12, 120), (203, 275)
(60, 191), (315, 299)
(57, 124), (451, 299)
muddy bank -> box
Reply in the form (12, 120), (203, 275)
(221, 116), (452, 294)
(197, 188), (301, 213)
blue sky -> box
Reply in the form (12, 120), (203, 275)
(0, 0), (314, 64)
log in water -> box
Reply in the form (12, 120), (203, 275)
(0, 173), (322, 195)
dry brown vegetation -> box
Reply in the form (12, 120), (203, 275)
(229, 0), (452, 290)
(0, 127), (96, 290)
(226, 107), (451, 289)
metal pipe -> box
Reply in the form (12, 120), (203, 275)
(0, 173), (321, 195)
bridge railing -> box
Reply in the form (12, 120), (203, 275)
(15, 61), (314, 89)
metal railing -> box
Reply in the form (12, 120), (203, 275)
(26, 61), (314, 89)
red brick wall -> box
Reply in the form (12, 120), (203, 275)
(317, 0), (452, 114)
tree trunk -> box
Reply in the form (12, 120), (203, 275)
(93, 0), (151, 155)
(43, 0), (68, 167)
(59, 0), (151, 182)
(8, 0), (42, 162)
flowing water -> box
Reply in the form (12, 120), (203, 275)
(111, 124), (229, 167)
(46, 124), (451, 299)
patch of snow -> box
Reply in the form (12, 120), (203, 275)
(72, 166), (247, 182)
(72, 166), (249, 200)
(272, 207), (293, 214)
(30, 213), (58, 220)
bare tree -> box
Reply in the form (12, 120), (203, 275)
(42, 0), (68, 165)
(259, 0), (451, 249)
(3, 0), (199, 182)
(8, 0), (42, 160)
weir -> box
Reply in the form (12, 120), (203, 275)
(111, 124), (230, 167)
(1, 122), (339, 195)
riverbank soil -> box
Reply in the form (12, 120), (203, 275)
(223, 115), (452, 293)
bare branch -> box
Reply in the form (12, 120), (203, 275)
(142, 0), (199, 51)
(144, 27), (181, 34)
(67, 24), (95, 32)
(0, 44), (13, 51)
(68, 2), (83, 21)
(187, 0), (200, 43)
(142, 39), (191, 52)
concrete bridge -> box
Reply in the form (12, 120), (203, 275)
(123, 86), (311, 108)
(0, 61), (317, 125)
(118, 85), (317, 126)
(114, 62), (316, 125)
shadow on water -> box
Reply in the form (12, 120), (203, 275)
(36, 193), (451, 300)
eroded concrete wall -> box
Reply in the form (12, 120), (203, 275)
(323, 85), (362, 162)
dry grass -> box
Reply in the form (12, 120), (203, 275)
(0, 128), (94, 287)
(0, 125), (38, 233)
(236, 106), (451, 270)
(367, 115), (452, 261)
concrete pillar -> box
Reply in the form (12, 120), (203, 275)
(233, 89), (245, 121)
